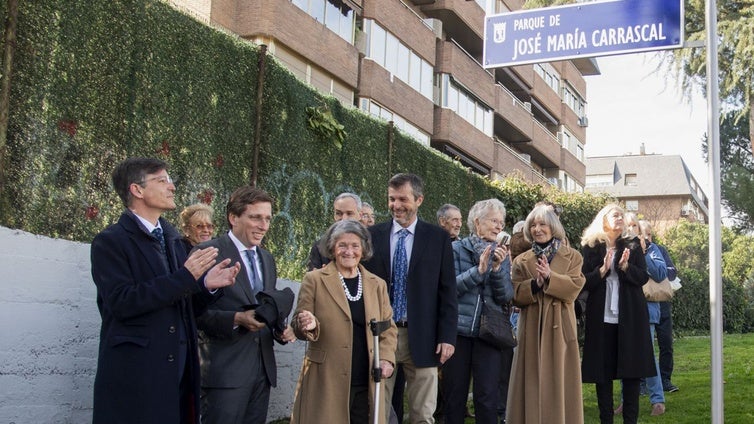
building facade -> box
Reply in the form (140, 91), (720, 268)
(170, 0), (598, 192)
(585, 151), (709, 235)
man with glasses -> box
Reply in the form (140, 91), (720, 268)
(91, 157), (239, 424)
(195, 185), (296, 424)
(360, 201), (376, 227)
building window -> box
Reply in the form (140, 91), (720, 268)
(292, 0), (355, 43)
(585, 174), (613, 187)
(359, 99), (430, 146)
(625, 200), (639, 211)
(576, 143), (584, 161)
(363, 20), (433, 100)
(562, 83), (586, 118)
(624, 173), (638, 186)
(534, 63), (560, 93)
(438, 74), (493, 136)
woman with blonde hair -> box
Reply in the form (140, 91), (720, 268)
(506, 204), (585, 423)
(579, 204), (656, 424)
(179, 203), (215, 252)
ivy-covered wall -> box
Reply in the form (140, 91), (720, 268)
(0, 0), (608, 279)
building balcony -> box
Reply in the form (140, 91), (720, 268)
(492, 140), (553, 187)
(234, 0), (360, 87)
(432, 107), (494, 172)
(510, 120), (560, 168)
(418, 0), (485, 58)
(436, 40), (496, 108)
(494, 83), (533, 143)
(560, 147), (585, 185)
(359, 60), (434, 134)
(363, 0), (437, 62)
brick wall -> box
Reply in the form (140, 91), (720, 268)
(0, 226), (304, 423)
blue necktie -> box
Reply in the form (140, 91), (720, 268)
(244, 249), (260, 302)
(392, 229), (409, 322)
(151, 227), (166, 256)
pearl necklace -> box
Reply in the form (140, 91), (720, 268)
(339, 270), (363, 302)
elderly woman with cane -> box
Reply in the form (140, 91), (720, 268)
(291, 220), (397, 424)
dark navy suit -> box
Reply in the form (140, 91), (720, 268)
(91, 211), (215, 424)
(194, 234), (280, 424)
(364, 219), (457, 367)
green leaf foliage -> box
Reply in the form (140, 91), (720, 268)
(1, 0), (609, 280)
(662, 220), (754, 333)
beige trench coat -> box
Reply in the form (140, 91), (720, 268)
(506, 245), (586, 424)
(290, 262), (397, 424)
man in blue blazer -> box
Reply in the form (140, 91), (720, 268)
(195, 185), (295, 424)
(91, 157), (239, 424)
(363, 173), (457, 423)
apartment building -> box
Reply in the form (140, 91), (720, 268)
(585, 149), (709, 235)
(171, 0), (598, 192)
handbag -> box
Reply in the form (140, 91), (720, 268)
(643, 277), (674, 302)
(478, 300), (517, 349)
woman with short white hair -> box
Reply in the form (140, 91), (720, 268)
(441, 198), (513, 424)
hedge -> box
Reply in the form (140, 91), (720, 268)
(0, 0), (609, 279)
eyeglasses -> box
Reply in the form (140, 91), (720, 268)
(193, 223), (215, 231)
(361, 213), (375, 219)
(247, 214), (272, 224)
(137, 175), (174, 186)
(484, 217), (504, 227)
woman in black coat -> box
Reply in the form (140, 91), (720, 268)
(579, 204), (656, 424)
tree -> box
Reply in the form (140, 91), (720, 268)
(704, 109), (754, 230)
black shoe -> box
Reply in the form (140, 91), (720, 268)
(664, 383), (679, 393)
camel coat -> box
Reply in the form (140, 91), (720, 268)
(506, 244), (586, 424)
(290, 262), (397, 424)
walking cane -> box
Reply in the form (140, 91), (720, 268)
(370, 318), (392, 424)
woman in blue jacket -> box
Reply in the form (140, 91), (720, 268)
(441, 198), (513, 424)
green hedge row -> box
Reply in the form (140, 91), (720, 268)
(0, 0), (608, 279)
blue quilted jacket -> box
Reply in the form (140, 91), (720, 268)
(452, 237), (514, 337)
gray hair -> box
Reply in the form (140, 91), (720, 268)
(334, 192), (363, 210)
(512, 220), (526, 234)
(436, 203), (461, 222)
(467, 198), (506, 234)
(523, 205), (566, 243)
(319, 220), (373, 261)
(361, 201), (373, 211)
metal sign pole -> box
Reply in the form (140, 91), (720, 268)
(705, 0), (723, 422)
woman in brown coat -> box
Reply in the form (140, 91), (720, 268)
(291, 220), (397, 424)
(507, 205), (586, 424)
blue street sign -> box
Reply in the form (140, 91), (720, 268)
(483, 0), (683, 68)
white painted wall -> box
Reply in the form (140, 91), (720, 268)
(0, 226), (303, 423)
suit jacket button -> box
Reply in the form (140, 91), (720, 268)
(169, 325), (176, 333)
(167, 354), (175, 362)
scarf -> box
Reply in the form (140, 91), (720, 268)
(531, 238), (561, 263)
(469, 234), (496, 260)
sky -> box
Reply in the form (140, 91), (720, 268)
(583, 52), (711, 194)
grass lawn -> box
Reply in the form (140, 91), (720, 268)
(577, 332), (754, 424)
(272, 333), (754, 423)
